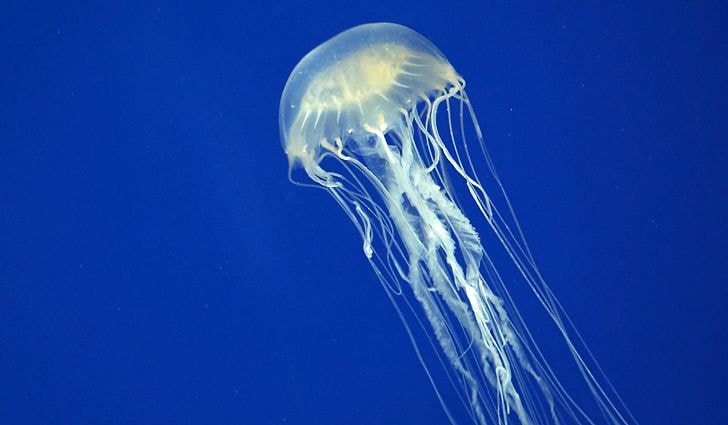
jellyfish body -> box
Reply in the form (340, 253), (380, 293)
(280, 23), (634, 425)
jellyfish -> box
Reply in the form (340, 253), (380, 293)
(279, 23), (635, 425)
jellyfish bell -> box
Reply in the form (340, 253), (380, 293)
(280, 23), (636, 425)
(280, 23), (460, 183)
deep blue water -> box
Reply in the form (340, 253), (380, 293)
(2, 1), (727, 424)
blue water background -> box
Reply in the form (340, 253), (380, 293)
(2, 1), (727, 424)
